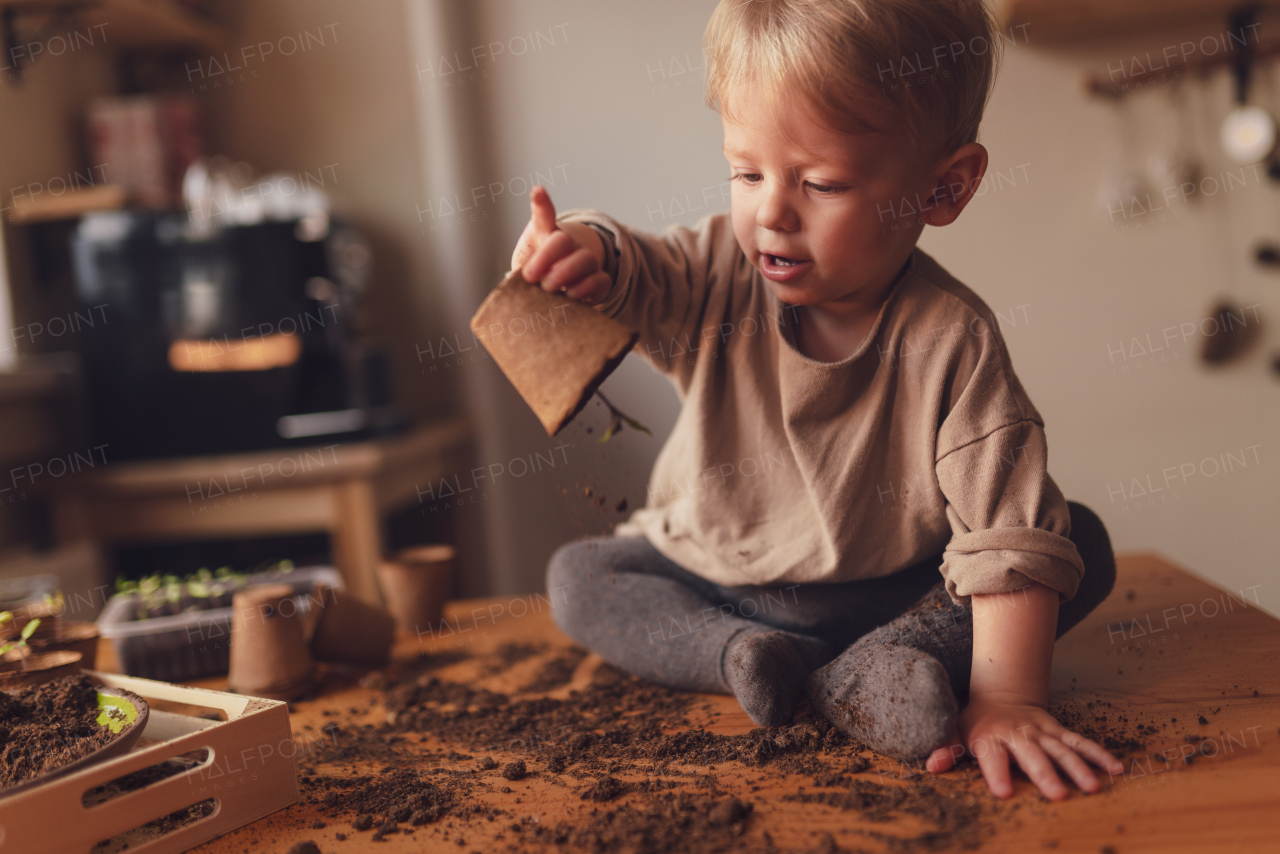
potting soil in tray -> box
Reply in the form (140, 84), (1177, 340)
(0, 675), (121, 792)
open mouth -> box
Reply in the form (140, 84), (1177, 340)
(760, 252), (811, 281)
(766, 253), (804, 267)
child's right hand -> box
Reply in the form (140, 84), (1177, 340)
(511, 186), (611, 306)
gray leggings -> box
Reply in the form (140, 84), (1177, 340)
(546, 501), (1116, 695)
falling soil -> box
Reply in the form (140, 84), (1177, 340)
(0, 674), (117, 791)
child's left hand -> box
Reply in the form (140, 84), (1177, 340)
(925, 695), (1125, 801)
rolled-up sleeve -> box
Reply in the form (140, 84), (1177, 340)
(935, 419), (1084, 607)
(556, 209), (739, 389)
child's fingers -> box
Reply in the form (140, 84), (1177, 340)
(1007, 738), (1068, 801)
(926, 741), (963, 774)
(564, 271), (612, 305)
(974, 740), (1014, 798)
(530, 185), (558, 236)
(540, 247), (599, 294)
(1059, 731), (1124, 775)
(1039, 736), (1101, 793)
(522, 230), (579, 284)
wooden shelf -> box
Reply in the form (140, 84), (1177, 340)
(997, 0), (1279, 45)
(5, 184), (126, 224)
(0, 0), (227, 53)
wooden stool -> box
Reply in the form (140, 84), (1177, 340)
(45, 419), (474, 605)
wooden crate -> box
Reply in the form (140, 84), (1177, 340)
(0, 671), (299, 854)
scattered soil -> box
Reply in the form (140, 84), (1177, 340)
(549, 790), (758, 853)
(522, 646), (590, 693)
(481, 641), (547, 676)
(0, 674), (117, 791)
(286, 639), (1219, 853)
(293, 646), (1010, 853)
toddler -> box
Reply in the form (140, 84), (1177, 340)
(512, 0), (1124, 800)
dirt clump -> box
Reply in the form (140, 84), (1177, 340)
(550, 791), (759, 854)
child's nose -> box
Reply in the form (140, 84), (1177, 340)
(755, 184), (799, 232)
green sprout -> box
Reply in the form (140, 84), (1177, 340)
(595, 391), (652, 444)
(0, 615), (42, 669)
(115, 564), (273, 620)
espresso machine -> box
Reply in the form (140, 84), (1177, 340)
(68, 209), (405, 460)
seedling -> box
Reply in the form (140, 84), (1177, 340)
(596, 391), (652, 444)
(115, 560), (297, 620)
(0, 613), (42, 669)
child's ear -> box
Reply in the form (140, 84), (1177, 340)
(924, 143), (989, 227)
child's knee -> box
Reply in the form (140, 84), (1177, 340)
(546, 541), (588, 606)
(545, 539), (605, 630)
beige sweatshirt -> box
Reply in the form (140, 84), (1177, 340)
(560, 210), (1084, 605)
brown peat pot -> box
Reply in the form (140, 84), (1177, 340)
(27, 621), (101, 670)
(227, 584), (314, 701)
(309, 583), (395, 666)
(470, 268), (639, 436)
(376, 544), (455, 635)
(6, 601), (62, 642)
(0, 650), (83, 690)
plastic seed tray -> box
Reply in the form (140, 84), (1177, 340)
(97, 566), (342, 681)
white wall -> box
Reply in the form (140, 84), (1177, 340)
(457, 3), (1277, 613)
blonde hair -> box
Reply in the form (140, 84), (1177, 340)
(704, 0), (1001, 155)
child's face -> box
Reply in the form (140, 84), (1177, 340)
(723, 87), (941, 312)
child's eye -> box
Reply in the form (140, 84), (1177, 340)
(805, 181), (844, 195)
(732, 172), (762, 185)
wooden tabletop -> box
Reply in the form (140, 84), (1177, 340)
(52, 418), (473, 496)
(148, 552), (1278, 854)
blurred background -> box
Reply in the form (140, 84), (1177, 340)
(0, 0), (1275, 618)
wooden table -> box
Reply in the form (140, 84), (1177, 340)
(126, 552), (1279, 854)
(49, 419), (474, 604)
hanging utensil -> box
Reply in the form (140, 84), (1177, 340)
(1220, 5), (1276, 165)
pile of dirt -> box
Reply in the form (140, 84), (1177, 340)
(548, 791), (757, 854)
(0, 674), (117, 791)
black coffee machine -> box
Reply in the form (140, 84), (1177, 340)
(69, 211), (404, 460)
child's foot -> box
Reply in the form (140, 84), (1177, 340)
(723, 629), (833, 727)
(805, 638), (958, 761)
